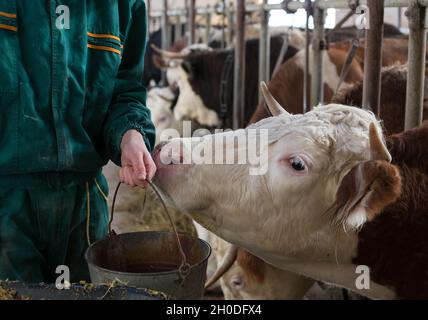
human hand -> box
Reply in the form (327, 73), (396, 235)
(119, 130), (156, 187)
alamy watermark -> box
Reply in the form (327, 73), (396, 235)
(355, 265), (371, 290)
(355, 5), (370, 30)
(55, 5), (70, 30)
(158, 121), (269, 176)
(55, 265), (71, 290)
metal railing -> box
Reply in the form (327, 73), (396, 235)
(148, 0), (427, 130)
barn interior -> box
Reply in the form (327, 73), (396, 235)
(1, 0), (428, 303)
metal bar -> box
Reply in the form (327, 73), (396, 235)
(227, 3), (234, 47)
(405, 0), (427, 129)
(259, 0), (270, 103)
(317, 0), (423, 9)
(174, 14), (181, 43)
(149, 0), (428, 18)
(147, 0), (152, 33)
(233, 0), (246, 129)
(161, 0), (169, 50)
(205, 5), (212, 44)
(184, 0), (189, 41)
(362, 1), (384, 115)
(311, 1), (326, 107)
(221, 0), (227, 49)
(149, 2), (302, 18)
(398, 7), (402, 28)
(161, 0), (169, 85)
(189, 0), (196, 44)
(303, 0), (311, 113)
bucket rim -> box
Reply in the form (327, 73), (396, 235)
(85, 231), (212, 277)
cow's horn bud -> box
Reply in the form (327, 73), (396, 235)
(260, 82), (290, 117)
(369, 123), (392, 162)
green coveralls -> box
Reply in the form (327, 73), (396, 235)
(0, 0), (155, 283)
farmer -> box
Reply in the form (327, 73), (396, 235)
(0, 1), (156, 282)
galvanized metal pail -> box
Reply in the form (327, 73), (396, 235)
(85, 182), (211, 300)
(85, 231), (211, 300)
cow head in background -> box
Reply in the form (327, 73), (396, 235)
(152, 44), (222, 128)
(153, 83), (401, 279)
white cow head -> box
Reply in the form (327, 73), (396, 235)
(151, 44), (221, 128)
(153, 83), (396, 268)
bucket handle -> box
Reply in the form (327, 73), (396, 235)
(109, 182), (191, 281)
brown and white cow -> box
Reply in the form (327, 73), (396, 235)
(208, 44), (416, 300)
(211, 64), (428, 300)
(153, 33), (303, 128)
(249, 38), (414, 124)
(150, 39), (426, 300)
(153, 83), (428, 299)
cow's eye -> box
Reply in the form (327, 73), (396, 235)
(289, 157), (306, 171)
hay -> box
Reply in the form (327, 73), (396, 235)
(0, 286), (18, 300)
(103, 163), (196, 236)
(112, 187), (196, 236)
(0, 285), (30, 300)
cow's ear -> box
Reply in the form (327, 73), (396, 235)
(152, 55), (168, 69)
(331, 160), (401, 230)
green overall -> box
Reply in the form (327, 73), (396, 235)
(0, 0), (155, 282)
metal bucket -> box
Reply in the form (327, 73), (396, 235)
(86, 231), (210, 299)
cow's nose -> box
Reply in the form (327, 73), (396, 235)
(153, 141), (168, 156)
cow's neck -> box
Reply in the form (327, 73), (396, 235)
(266, 221), (359, 265)
(175, 75), (220, 127)
(247, 226), (396, 299)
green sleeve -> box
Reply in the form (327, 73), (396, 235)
(103, 0), (156, 166)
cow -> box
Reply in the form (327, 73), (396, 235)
(208, 64), (428, 300)
(153, 32), (304, 128)
(144, 27), (196, 87)
(207, 43), (414, 300)
(210, 235), (314, 299)
(250, 38), (414, 124)
(333, 63), (428, 135)
(149, 37), (424, 300)
(154, 37), (413, 132)
(153, 83), (428, 299)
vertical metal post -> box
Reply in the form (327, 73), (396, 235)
(234, 0), (246, 129)
(227, 2), (234, 47)
(147, 0), (152, 33)
(161, 0), (169, 50)
(405, 1), (427, 129)
(189, 0), (196, 44)
(398, 7), (402, 29)
(175, 14), (182, 43)
(259, 0), (270, 103)
(311, 1), (326, 107)
(221, 0), (227, 49)
(184, 0), (190, 35)
(303, 0), (311, 113)
(362, 1), (384, 115)
(161, 0), (169, 85)
(205, 5), (212, 44)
